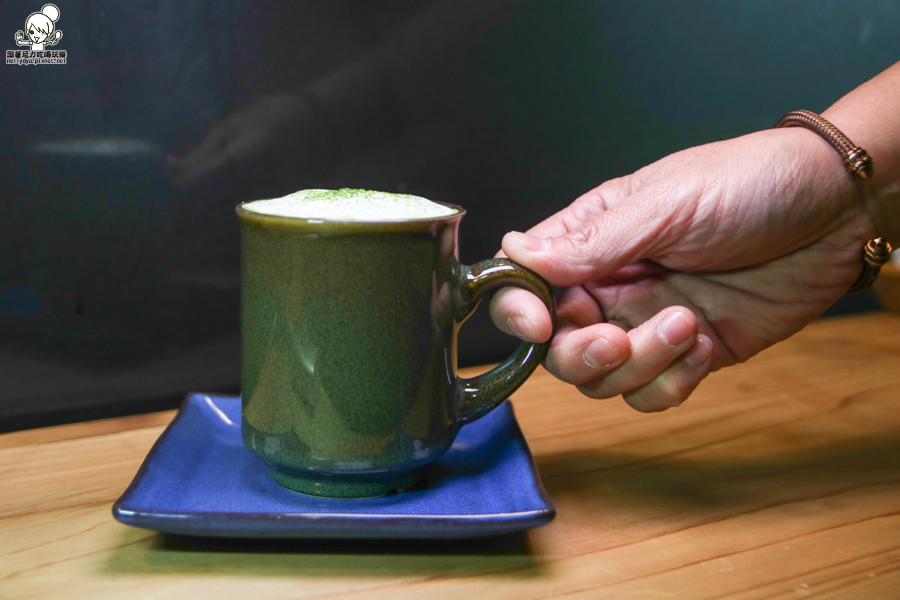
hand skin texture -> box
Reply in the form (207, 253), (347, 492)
(491, 62), (900, 413)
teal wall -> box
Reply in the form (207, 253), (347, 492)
(462, 0), (899, 219)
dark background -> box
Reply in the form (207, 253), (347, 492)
(1, 1), (896, 431)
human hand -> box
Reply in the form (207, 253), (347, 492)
(491, 127), (878, 411)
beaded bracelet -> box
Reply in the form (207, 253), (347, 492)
(774, 110), (892, 293)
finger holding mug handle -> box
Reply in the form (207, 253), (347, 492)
(453, 258), (555, 423)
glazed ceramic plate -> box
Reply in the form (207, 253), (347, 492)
(113, 394), (555, 539)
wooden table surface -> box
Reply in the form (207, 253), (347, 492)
(3, 312), (900, 599)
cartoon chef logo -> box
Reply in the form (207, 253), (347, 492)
(16, 4), (63, 51)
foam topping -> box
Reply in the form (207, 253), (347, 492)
(242, 189), (458, 221)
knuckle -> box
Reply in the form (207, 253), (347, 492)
(575, 377), (617, 400)
(626, 370), (699, 412)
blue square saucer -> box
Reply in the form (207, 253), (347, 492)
(113, 394), (555, 539)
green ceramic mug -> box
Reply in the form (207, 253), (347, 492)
(237, 191), (555, 498)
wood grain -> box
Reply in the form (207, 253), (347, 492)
(3, 312), (900, 599)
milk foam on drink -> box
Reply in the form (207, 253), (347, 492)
(242, 188), (458, 221)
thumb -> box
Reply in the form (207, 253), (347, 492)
(502, 209), (650, 287)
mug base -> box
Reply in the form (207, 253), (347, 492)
(267, 467), (423, 499)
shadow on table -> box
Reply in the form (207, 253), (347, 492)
(533, 420), (900, 516)
(102, 531), (546, 579)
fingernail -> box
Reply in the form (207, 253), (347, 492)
(507, 314), (531, 339)
(658, 311), (693, 347)
(584, 337), (625, 369)
(508, 232), (549, 253)
(685, 336), (713, 368)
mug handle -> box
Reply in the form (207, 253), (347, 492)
(454, 258), (555, 424)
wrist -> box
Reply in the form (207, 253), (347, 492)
(822, 76), (900, 245)
(773, 114), (893, 292)
(779, 109), (897, 246)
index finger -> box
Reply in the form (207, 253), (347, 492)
(518, 179), (631, 243)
